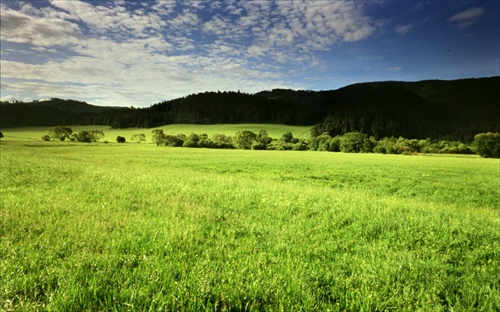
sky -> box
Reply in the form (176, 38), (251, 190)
(1, 0), (499, 107)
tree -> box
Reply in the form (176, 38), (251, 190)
(76, 130), (92, 143)
(88, 130), (105, 142)
(212, 133), (233, 148)
(131, 134), (146, 143)
(151, 129), (165, 146)
(116, 136), (126, 143)
(0, 132), (3, 140)
(473, 132), (500, 158)
(234, 130), (257, 149)
(340, 132), (368, 153)
(280, 132), (293, 143)
(49, 126), (73, 141)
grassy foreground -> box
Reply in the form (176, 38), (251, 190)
(1, 140), (499, 311)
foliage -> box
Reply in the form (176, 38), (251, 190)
(49, 126), (73, 141)
(70, 129), (105, 142)
(75, 130), (92, 143)
(88, 130), (105, 142)
(1, 142), (499, 310)
(473, 132), (500, 158)
(2, 77), (498, 141)
(151, 129), (165, 146)
(340, 132), (371, 153)
(41, 135), (51, 141)
(233, 130), (257, 149)
(130, 133), (146, 143)
(116, 136), (126, 143)
(0, 132), (3, 139)
(212, 133), (233, 149)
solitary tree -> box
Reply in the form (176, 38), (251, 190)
(151, 129), (165, 146)
(49, 126), (73, 141)
(131, 134), (146, 143)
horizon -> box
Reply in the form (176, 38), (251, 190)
(1, 75), (498, 108)
(1, 0), (499, 107)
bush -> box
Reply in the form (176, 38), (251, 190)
(373, 145), (386, 154)
(131, 134), (146, 143)
(340, 132), (368, 153)
(473, 132), (500, 158)
(41, 135), (51, 141)
(116, 136), (126, 143)
(49, 126), (73, 141)
(76, 130), (92, 143)
(198, 139), (215, 148)
(183, 140), (199, 148)
(251, 142), (266, 150)
(234, 130), (257, 149)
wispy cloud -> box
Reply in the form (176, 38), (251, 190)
(394, 23), (415, 35)
(448, 7), (484, 30)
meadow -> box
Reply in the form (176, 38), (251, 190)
(1, 129), (499, 311)
(1, 124), (312, 142)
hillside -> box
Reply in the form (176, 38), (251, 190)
(1, 77), (498, 141)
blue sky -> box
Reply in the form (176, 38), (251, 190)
(1, 0), (498, 107)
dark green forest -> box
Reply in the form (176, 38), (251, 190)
(1, 77), (498, 142)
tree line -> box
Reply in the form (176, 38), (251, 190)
(2, 77), (498, 142)
(2, 126), (492, 158)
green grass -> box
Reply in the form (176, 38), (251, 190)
(0, 124), (312, 142)
(1, 139), (499, 311)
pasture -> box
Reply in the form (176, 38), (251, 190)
(1, 134), (499, 311)
(0, 124), (312, 142)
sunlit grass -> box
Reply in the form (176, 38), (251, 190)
(1, 141), (499, 311)
(0, 124), (312, 142)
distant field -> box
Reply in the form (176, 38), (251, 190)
(1, 140), (499, 311)
(0, 124), (313, 142)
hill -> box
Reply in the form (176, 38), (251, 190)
(1, 77), (498, 141)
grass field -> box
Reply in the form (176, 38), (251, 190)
(0, 124), (313, 142)
(1, 135), (499, 311)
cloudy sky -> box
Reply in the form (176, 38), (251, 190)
(1, 0), (498, 107)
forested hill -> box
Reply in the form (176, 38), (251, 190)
(1, 77), (498, 141)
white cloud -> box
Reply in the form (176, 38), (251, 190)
(448, 7), (484, 30)
(0, 0), (380, 106)
(0, 6), (83, 46)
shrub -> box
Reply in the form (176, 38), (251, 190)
(251, 142), (266, 150)
(234, 130), (257, 149)
(49, 126), (72, 141)
(41, 135), (51, 141)
(131, 134), (146, 143)
(198, 138), (214, 148)
(76, 130), (92, 143)
(340, 132), (367, 153)
(473, 132), (500, 158)
(183, 140), (199, 148)
(373, 145), (386, 154)
(116, 136), (126, 143)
